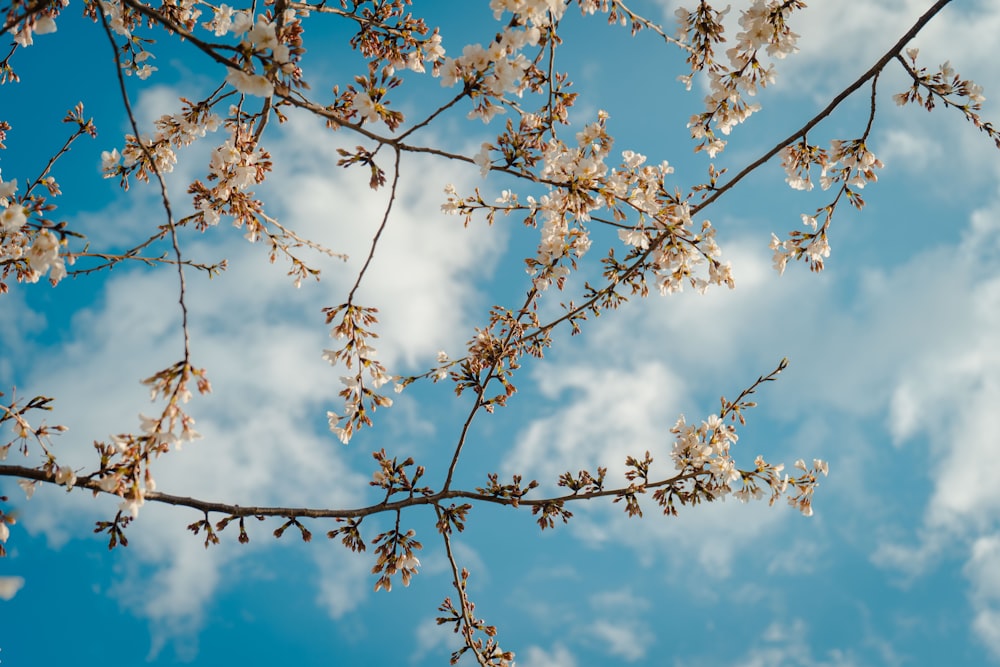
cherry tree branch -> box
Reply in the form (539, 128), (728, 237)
(1, 459), (709, 518)
(699, 0), (953, 211)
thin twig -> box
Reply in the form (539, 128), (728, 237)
(347, 146), (401, 302)
(98, 5), (192, 366)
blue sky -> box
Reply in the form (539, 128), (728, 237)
(2, 1), (1000, 665)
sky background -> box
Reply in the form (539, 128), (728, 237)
(2, 1), (1000, 665)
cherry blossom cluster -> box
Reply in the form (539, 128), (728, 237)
(894, 48), (986, 111)
(437, 566), (515, 667)
(102, 99), (222, 189)
(322, 304), (394, 445)
(367, 452), (428, 591)
(668, 412), (827, 515)
(0, 175), (68, 284)
(189, 121), (270, 234)
(92, 362), (210, 522)
(221, 9), (306, 97)
(6, 0), (61, 48)
(670, 413), (741, 486)
(780, 138), (883, 194)
(676, 0), (805, 156)
(894, 47), (999, 149)
(772, 136), (883, 273)
(0, 106), (99, 288)
(438, 22), (543, 123)
(448, 113), (734, 300)
(0, 394), (67, 521)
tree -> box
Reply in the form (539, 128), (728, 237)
(0, 0), (997, 664)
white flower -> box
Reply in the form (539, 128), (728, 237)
(0, 521), (8, 543)
(965, 82), (985, 104)
(398, 553), (420, 570)
(26, 230), (66, 282)
(98, 475), (120, 493)
(225, 68), (274, 97)
(229, 11), (253, 35)
(120, 494), (144, 518)
(139, 413), (160, 434)
(1, 204), (26, 233)
(327, 411), (351, 444)
(101, 148), (122, 178)
(204, 4), (234, 35)
(618, 228), (649, 249)
(136, 64), (157, 80)
(110, 434), (129, 453)
(34, 16), (57, 34)
(55, 465), (77, 488)
(473, 143), (492, 177)
(769, 233), (790, 275)
(18, 479), (37, 499)
(804, 234), (830, 264)
(273, 43), (290, 64)
(0, 177), (17, 201)
(246, 18), (278, 51)
(352, 91), (380, 123)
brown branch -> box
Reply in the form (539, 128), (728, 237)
(22, 117), (94, 200)
(347, 146), (401, 303)
(67, 251), (225, 277)
(436, 506), (492, 667)
(0, 463), (703, 519)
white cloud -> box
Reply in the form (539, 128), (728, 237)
(421, 538), (488, 582)
(734, 619), (859, 667)
(504, 361), (686, 490)
(14, 253), (371, 654)
(579, 588), (654, 663)
(877, 127), (942, 172)
(877, 198), (1000, 537)
(0, 288), (45, 374)
(965, 535), (1000, 660)
(413, 616), (459, 664)
(766, 537), (823, 575)
(587, 618), (653, 662)
(313, 547), (372, 620)
(589, 587), (651, 613)
(520, 642), (578, 667)
(0, 575), (25, 600)
(575, 496), (788, 579)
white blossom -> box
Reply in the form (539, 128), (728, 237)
(226, 68), (274, 97)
